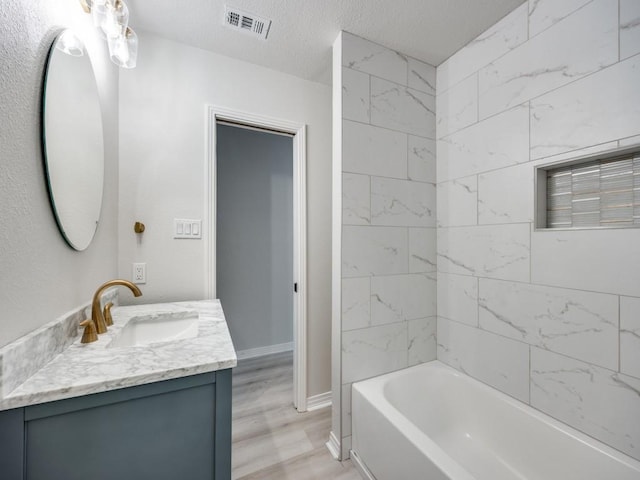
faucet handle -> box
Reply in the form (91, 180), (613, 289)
(103, 302), (114, 326)
(79, 320), (98, 344)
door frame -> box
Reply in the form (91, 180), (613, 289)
(205, 105), (308, 412)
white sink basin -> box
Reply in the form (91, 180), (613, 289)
(108, 309), (199, 348)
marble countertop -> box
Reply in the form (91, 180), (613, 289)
(0, 300), (237, 411)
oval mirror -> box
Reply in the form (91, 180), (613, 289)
(42, 30), (105, 251)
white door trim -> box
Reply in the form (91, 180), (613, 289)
(205, 105), (308, 412)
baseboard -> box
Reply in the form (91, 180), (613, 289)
(326, 431), (340, 460)
(306, 391), (331, 411)
(350, 450), (376, 480)
(235, 342), (293, 360)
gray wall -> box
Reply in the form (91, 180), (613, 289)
(0, 0), (119, 348)
(216, 124), (293, 353)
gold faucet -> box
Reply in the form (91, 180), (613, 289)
(91, 279), (142, 334)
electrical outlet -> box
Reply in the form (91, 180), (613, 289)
(133, 263), (146, 284)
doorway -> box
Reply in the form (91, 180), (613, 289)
(216, 123), (293, 357)
(206, 106), (308, 411)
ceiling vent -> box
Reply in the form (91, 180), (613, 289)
(224, 6), (272, 40)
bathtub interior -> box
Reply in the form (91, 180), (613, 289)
(352, 361), (640, 480)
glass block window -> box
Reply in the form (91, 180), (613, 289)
(544, 151), (640, 228)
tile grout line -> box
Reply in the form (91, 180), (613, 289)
(434, 271), (640, 300)
(618, 0), (621, 63)
(439, 0), (598, 98)
(441, 314), (629, 377)
(438, 50), (640, 143)
(618, 294), (621, 372)
(438, 138), (624, 185)
(528, 345), (532, 405)
(344, 54), (435, 97)
(476, 276), (481, 327)
(344, 117), (436, 142)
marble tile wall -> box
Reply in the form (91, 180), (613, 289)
(339, 32), (437, 459)
(436, 0), (640, 461)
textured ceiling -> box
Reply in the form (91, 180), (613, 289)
(125, 0), (526, 84)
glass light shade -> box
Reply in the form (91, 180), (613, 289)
(79, 0), (92, 14)
(55, 30), (84, 56)
(108, 27), (137, 69)
(101, 0), (129, 39)
(91, 0), (108, 28)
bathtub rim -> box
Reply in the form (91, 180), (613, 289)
(351, 360), (640, 478)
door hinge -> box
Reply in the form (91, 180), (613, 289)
(294, 283), (298, 293)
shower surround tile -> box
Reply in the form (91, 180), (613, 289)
(437, 273), (478, 327)
(430, 0), (640, 464)
(343, 120), (407, 178)
(342, 277), (371, 332)
(371, 177), (435, 227)
(408, 317), (437, 366)
(619, 135), (640, 148)
(531, 228), (640, 298)
(408, 135), (436, 183)
(371, 273), (436, 326)
(530, 55), (640, 160)
(342, 226), (408, 277)
(479, 279), (619, 370)
(436, 74), (478, 139)
(528, 0), (593, 38)
(531, 348), (640, 461)
(620, 0), (640, 60)
(341, 383), (352, 437)
(342, 67), (370, 123)
(437, 3), (528, 92)
(437, 317), (530, 402)
(339, 32), (438, 460)
(342, 323), (408, 384)
(479, 0), (618, 119)
(408, 227), (436, 273)
(620, 296), (640, 379)
(408, 58), (436, 95)
(478, 163), (533, 225)
(437, 176), (478, 227)
(437, 224), (530, 282)
(342, 32), (408, 85)
(437, 105), (529, 182)
(342, 173), (370, 225)
(371, 77), (435, 138)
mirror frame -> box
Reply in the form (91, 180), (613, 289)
(41, 29), (105, 251)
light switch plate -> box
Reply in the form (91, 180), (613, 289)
(174, 219), (202, 239)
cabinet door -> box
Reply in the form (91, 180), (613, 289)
(0, 408), (24, 480)
(26, 383), (215, 480)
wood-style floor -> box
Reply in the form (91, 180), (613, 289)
(231, 352), (361, 480)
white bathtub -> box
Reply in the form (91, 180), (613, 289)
(351, 361), (640, 480)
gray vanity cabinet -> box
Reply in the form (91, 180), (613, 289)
(0, 370), (232, 480)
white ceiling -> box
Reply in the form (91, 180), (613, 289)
(125, 0), (526, 85)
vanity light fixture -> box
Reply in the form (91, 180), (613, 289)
(107, 27), (138, 68)
(79, 0), (137, 68)
(56, 30), (85, 56)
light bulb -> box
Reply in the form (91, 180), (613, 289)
(101, 0), (129, 38)
(115, 37), (129, 63)
(56, 30), (84, 56)
(108, 27), (138, 68)
(91, 0), (108, 28)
